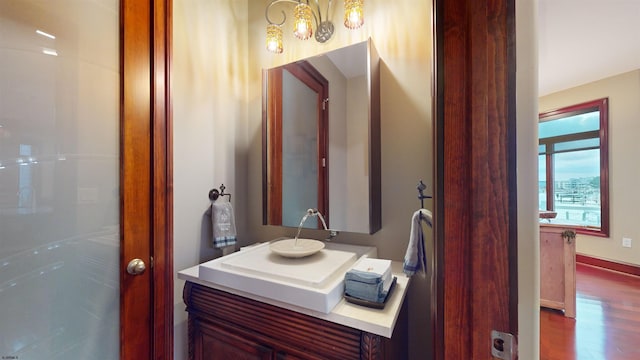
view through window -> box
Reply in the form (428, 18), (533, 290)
(538, 98), (609, 236)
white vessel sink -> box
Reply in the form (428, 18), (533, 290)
(198, 241), (377, 313)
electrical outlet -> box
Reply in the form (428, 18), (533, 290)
(622, 237), (632, 248)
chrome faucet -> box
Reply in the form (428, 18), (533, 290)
(294, 208), (339, 245)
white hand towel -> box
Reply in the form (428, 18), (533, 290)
(211, 201), (237, 248)
(403, 209), (433, 276)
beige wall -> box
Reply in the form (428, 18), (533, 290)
(539, 69), (640, 266)
(517, 0), (540, 358)
(172, 1), (249, 358)
(172, 0), (540, 359)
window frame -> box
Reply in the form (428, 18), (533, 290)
(538, 98), (609, 237)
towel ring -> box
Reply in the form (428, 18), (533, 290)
(209, 184), (231, 202)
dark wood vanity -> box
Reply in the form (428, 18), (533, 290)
(183, 281), (408, 360)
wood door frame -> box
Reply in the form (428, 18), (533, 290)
(432, 0), (518, 358)
(121, 0), (173, 358)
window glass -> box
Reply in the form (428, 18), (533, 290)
(554, 138), (599, 153)
(539, 110), (599, 139)
(551, 149), (601, 227)
(538, 154), (546, 210)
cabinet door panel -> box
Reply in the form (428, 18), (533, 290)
(275, 349), (328, 360)
(194, 319), (272, 360)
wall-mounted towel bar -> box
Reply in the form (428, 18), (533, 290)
(209, 184), (231, 202)
(417, 180), (432, 209)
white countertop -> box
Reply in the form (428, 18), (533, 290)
(178, 257), (410, 338)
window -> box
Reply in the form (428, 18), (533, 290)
(538, 98), (609, 236)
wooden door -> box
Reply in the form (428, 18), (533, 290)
(121, 0), (172, 358)
(432, 0), (518, 358)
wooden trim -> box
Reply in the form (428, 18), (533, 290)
(265, 68), (283, 224)
(540, 299), (565, 310)
(599, 99), (610, 236)
(261, 69), (270, 225)
(368, 40), (382, 234)
(433, 0), (517, 358)
(152, 0), (173, 358)
(546, 151), (554, 211)
(576, 254), (640, 277)
(121, 0), (153, 357)
(121, 0), (172, 358)
(431, 1), (444, 358)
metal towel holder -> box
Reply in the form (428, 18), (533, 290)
(417, 180), (432, 208)
(208, 184), (231, 202)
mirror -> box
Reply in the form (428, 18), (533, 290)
(262, 39), (381, 234)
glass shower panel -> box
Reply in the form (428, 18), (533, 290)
(0, 1), (120, 359)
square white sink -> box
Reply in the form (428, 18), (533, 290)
(198, 241), (376, 313)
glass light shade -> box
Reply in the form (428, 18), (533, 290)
(344, 0), (364, 29)
(266, 24), (283, 53)
(293, 3), (313, 40)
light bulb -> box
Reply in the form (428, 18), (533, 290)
(266, 23), (283, 53)
(293, 3), (313, 40)
(344, 0), (364, 29)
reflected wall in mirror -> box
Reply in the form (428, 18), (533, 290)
(262, 39), (380, 234)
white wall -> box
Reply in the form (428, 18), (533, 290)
(539, 69), (640, 266)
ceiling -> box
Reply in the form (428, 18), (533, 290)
(538, 0), (640, 96)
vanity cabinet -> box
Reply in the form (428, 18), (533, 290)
(183, 281), (408, 360)
(539, 225), (576, 318)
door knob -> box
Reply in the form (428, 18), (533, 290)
(127, 258), (146, 275)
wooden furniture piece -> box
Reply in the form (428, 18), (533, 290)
(539, 225), (577, 318)
(183, 281), (408, 360)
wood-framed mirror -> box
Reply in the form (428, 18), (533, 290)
(262, 39), (381, 234)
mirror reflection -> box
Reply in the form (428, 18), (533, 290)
(262, 39), (380, 234)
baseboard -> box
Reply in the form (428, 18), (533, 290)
(576, 254), (640, 277)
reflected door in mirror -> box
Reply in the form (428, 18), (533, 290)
(262, 39), (381, 234)
(265, 61), (329, 229)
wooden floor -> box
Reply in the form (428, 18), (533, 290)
(540, 263), (640, 360)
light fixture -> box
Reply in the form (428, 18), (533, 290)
(344, 0), (364, 29)
(265, 0), (364, 54)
